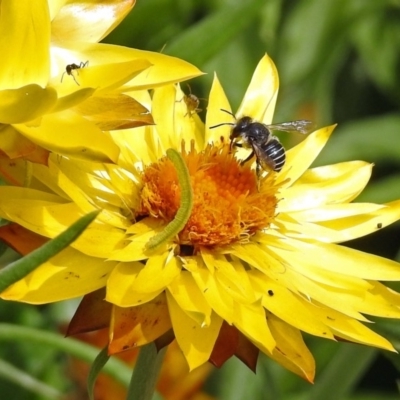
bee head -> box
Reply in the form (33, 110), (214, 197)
(230, 116), (253, 140)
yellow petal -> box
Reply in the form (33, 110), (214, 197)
(75, 59), (152, 92)
(51, 0), (135, 43)
(74, 93), (153, 131)
(174, 84), (205, 149)
(52, 88), (97, 113)
(55, 42), (204, 90)
(167, 293), (222, 371)
(248, 270), (335, 340)
(109, 228), (174, 262)
(233, 302), (276, 354)
(352, 281), (400, 318)
(190, 257), (275, 353)
(152, 85), (204, 153)
(0, 125), (41, 161)
(268, 313), (316, 382)
(1, 247), (115, 303)
(0, 0), (50, 89)
(277, 125), (336, 187)
(0, 85), (57, 124)
(309, 301), (396, 351)
(15, 110), (120, 163)
(236, 54), (279, 124)
(127, 252), (181, 294)
(109, 295), (172, 353)
(201, 250), (257, 304)
(288, 203), (384, 222)
(0, 188), (126, 258)
(281, 237), (400, 281)
(309, 199), (400, 242)
(152, 85), (180, 152)
(228, 242), (299, 293)
(278, 161), (373, 212)
(230, 241), (367, 320)
(167, 271), (212, 327)
(205, 74), (232, 144)
(106, 262), (163, 306)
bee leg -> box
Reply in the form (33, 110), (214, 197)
(256, 162), (262, 178)
(239, 151), (255, 166)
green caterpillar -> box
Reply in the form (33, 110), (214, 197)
(145, 148), (193, 250)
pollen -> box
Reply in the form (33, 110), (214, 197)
(138, 141), (279, 248)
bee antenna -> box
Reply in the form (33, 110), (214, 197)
(209, 122), (235, 130)
(220, 108), (236, 118)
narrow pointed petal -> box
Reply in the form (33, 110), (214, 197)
(205, 74), (232, 143)
(280, 237), (400, 281)
(309, 301), (396, 351)
(278, 162), (373, 212)
(237, 54), (279, 124)
(167, 293), (222, 371)
(167, 271), (212, 327)
(74, 93), (153, 131)
(268, 313), (316, 382)
(277, 125), (336, 188)
(56, 43), (204, 90)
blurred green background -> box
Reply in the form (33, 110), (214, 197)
(2, 0), (400, 399)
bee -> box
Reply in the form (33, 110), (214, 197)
(61, 61), (88, 85)
(211, 109), (313, 174)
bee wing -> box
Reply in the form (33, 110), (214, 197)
(251, 143), (276, 171)
(266, 120), (314, 134)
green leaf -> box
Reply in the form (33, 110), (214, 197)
(350, 2), (400, 98)
(317, 114), (400, 165)
(126, 343), (166, 400)
(88, 346), (110, 400)
(277, 0), (350, 85)
(166, 0), (265, 66)
(307, 344), (377, 400)
(0, 211), (99, 293)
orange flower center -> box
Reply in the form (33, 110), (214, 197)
(138, 141), (279, 248)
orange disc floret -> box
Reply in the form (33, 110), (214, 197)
(139, 140), (279, 248)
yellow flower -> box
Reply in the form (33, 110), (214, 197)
(2, 55), (400, 382)
(0, 0), (202, 169)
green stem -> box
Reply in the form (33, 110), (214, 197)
(0, 323), (132, 386)
(0, 358), (63, 400)
(126, 343), (167, 400)
(0, 211), (99, 292)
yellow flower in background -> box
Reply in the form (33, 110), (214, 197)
(0, 0), (202, 175)
(2, 55), (400, 382)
